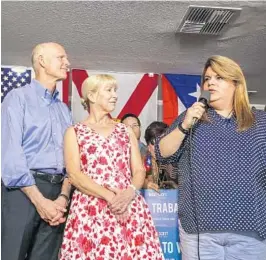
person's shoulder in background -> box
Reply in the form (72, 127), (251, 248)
(139, 141), (148, 158)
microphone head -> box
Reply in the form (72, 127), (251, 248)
(198, 90), (210, 106)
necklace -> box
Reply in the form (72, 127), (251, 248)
(218, 109), (233, 119)
(225, 109), (234, 118)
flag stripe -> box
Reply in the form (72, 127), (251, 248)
(117, 74), (158, 118)
(72, 69), (89, 97)
(162, 75), (178, 125)
(62, 72), (70, 105)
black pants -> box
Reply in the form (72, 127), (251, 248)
(1, 177), (65, 260)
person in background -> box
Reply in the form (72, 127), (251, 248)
(60, 74), (164, 259)
(155, 55), (266, 260)
(121, 113), (147, 159)
(1, 42), (72, 260)
(143, 121), (178, 192)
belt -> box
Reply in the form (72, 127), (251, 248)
(30, 170), (65, 184)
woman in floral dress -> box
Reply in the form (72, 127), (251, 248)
(59, 74), (164, 260)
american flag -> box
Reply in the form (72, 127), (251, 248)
(1, 67), (32, 103)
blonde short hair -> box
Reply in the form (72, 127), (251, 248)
(81, 74), (117, 110)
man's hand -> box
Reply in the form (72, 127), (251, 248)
(54, 195), (68, 208)
(34, 197), (67, 223)
(49, 196), (68, 226)
(22, 185), (67, 224)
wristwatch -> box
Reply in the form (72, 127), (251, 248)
(178, 122), (189, 135)
(58, 193), (70, 205)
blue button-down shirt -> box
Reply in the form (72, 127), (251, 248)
(1, 79), (72, 188)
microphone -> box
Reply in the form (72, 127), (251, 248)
(198, 90), (210, 107)
(192, 90), (210, 126)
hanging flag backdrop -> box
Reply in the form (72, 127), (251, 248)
(1, 67), (32, 103)
(2, 67), (205, 138)
(2, 67), (204, 129)
(71, 69), (159, 142)
(162, 74), (201, 125)
(1, 66), (69, 104)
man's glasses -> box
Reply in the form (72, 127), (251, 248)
(129, 124), (140, 129)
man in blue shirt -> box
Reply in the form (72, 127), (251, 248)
(1, 42), (73, 260)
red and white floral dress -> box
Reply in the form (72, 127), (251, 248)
(59, 123), (164, 260)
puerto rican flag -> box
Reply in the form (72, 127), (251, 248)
(71, 70), (159, 142)
(162, 74), (201, 125)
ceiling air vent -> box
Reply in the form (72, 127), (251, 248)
(177, 5), (241, 35)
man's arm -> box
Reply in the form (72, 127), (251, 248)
(1, 91), (35, 188)
(59, 105), (74, 200)
(1, 91), (66, 222)
(60, 177), (72, 199)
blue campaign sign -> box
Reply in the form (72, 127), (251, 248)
(141, 189), (181, 260)
(157, 227), (181, 260)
